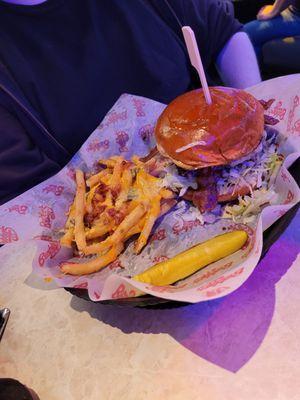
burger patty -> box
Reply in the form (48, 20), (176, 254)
(182, 168), (252, 212)
(183, 181), (253, 212)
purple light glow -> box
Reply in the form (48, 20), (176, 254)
(70, 211), (299, 372)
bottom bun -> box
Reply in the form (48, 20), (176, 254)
(157, 144), (197, 170)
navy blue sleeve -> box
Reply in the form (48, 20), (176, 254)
(203, 0), (243, 59)
(168, 0), (243, 68)
(0, 104), (60, 205)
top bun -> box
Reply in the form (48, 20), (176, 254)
(155, 87), (264, 169)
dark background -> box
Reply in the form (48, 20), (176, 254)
(232, 0), (270, 23)
(231, 0), (300, 80)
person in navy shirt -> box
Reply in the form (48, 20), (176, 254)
(0, 0), (261, 204)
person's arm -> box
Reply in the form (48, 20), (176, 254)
(216, 31), (262, 89)
(257, 0), (292, 20)
(0, 104), (60, 205)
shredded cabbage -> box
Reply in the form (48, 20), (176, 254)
(220, 129), (282, 221)
(223, 188), (279, 222)
(216, 130), (282, 197)
(160, 164), (198, 196)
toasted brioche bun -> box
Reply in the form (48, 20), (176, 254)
(155, 87), (264, 169)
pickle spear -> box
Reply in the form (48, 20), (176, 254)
(133, 230), (248, 286)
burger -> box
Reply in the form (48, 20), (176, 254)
(156, 87), (264, 170)
(149, 87), (282, 220)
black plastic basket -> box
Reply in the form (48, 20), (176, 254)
(65, 157), (300, 308)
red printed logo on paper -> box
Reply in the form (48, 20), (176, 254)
(73, 282), (88, 289)
(42, 185), (64, 196)
(145, 285), (170, 293)
(34, 235), (53, 241)
(150, 228), (166, 243)
(109, 259), (123, 270)
(270, 101), (287, 120)
(38, 241), (60, 266)
(172, 218), (202, 236)
(93, 291), (101, 300)
(132, 98), (146, 117)
(205, 286), (230, 298)
(145, 283), (186, 293)
(38, 205), (55, 229)
(287, 95), (300, 133)
(192, 262), (233, 286)
(227, 223), (254, 237)
(111, 283), (136, 299)
(139, 124), (154, 143)
(175, 283), (188, 289)
(284, 190), (294, 204)
(280, 170), (290, 182)
(66, 167), (76, 181)
(8, 205), (28, 215)
(87, 139), (110, 152)
(0, 226), (19, 243)
(198, 267), (244, 292)
(293, 119), (300, 135)
(106, 110), (127, 126)
(152, 255), (169, 264)
(273, 209), (287, 219)
(115, 131), (129, 152)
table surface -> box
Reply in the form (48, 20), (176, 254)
(0, 210), (299, 400)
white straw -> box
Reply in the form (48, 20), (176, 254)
(182, 26), (212, 105)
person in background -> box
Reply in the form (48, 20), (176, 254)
(244, 0), (300, 60)
(0, 0), (261, 205)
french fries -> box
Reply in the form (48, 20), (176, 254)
(86, 221), (113, 240)
(86, 169), (109, 189)
(83, 202), (147, 255)
(110, 157), (124, 191)
(60, 155), (176, 276)
(134, 195), (160, 254)
(61, 242), (124, 276)
(115, 167), (132, 209)
(74, 170), (87, 252)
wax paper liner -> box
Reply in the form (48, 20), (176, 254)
(0, 75), (299, 303)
